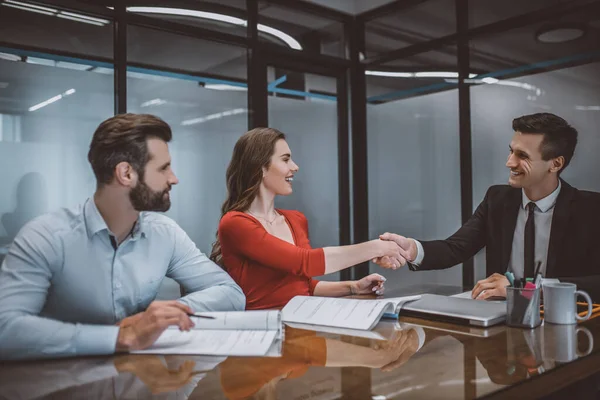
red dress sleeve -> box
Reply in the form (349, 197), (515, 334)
(219, 212), (326, 277)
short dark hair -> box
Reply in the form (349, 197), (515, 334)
(88, 113), (172, 185)
(512, 113), (578, 173)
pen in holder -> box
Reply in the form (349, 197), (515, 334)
(506, 286), (541, 328)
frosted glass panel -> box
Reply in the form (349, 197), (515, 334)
(127, 71), (248, 256)
(471, 62), (600, 281)
(367, 89), (462, 290)
(0, 56), (113, 259)
(268, 96), (340, 282)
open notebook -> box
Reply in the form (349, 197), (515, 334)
(282, 295), (421, 331)
(132, 310), (283, 356)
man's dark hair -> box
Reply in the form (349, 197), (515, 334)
(88, 113), (172, 185)
(512, 112), (578, 173)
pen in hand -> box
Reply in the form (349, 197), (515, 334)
(186, 313), (216, 319)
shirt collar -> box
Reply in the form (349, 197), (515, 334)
(84, 197), (146, 239)
(522, 180), (561, 213)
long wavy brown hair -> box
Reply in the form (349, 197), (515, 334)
(210, 127), (286, 267)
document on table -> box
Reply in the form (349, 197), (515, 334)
(131, 310), (283, 356)
(191, 310), (283, 339)
(132, 329), (279, 356)
(282, 295), (421, 331)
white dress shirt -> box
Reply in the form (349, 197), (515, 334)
(412, 182), (561, 280)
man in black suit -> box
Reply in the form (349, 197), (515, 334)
(376, 113), (600, 301)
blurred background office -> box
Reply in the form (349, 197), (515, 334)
(0, 0), (599, 297)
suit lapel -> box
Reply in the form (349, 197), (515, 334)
(547, 180), (575, 277)
(501, 189), (522, 272)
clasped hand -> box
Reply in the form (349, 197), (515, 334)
(372, 232), (417, 270)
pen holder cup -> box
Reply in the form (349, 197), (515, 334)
(506, 286), (542, 329)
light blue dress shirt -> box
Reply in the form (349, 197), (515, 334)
(0, 198), (245, 360)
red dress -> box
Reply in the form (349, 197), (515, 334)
(218, 209), (326, 310)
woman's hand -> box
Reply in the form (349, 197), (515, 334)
(351, 273), (386, 295)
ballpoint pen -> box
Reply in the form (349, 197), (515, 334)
(187, 313), (216, 319)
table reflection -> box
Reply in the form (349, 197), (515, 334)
(219, 325), (421, 399)
(0, 318), (599, 400)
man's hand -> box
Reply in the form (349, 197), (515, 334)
(116, 300), (195, 352)
(373, 233), (417, 269)
(351, 273), (386, 295)
(371, 239), (407, 270)
(114, 355), (197, 393)
(472, 273), (509, 300)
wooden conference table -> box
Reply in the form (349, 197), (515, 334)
(1, 285), (600, 400)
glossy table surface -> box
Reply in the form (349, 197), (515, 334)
(2, 285), (600, 400)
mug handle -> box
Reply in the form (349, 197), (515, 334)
(576, 326), (594, 357)
(575, 290), (593, 321)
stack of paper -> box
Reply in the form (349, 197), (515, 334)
(281, 295), (421, 331)
(132, 310), (282, 356)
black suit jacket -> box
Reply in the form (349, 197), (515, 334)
(416, 180), (600, 301)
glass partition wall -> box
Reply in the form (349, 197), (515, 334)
(1, 0), (599, 296)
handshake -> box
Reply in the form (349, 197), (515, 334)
(371, 232), (418, 270)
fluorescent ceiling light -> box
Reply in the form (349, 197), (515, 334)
(126, 7), (303, 50)
(481, 77), (499, 84)
(575, 105), (600, 111)
(2, 2), (54, 15)
(204, 84), (247, 91)
(57, 13), (104, 26)
(365, 70), (414, 78)
(0, 52), (21, 62)
(28, 88), (76, 112)
(2, 1), (108, 25)
(256, 23), (302, 50)
(4, 0), (56, 12)
(59, 11), (109, 24)
(181, 108), (247, 126)
(537, 26), (585, 43)
(366, 70), (477, 79)
(141, 98), (167, 107)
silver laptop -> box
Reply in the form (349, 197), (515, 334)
(402, 294), (507, 327)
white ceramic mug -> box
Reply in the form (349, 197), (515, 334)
(543, 282), (592, 324)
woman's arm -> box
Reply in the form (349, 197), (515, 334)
(313, 273), (386, 297)
(219, 213), (404, 278)
(322, 241), (404, 274)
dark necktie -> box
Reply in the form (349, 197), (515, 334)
(524, 202), (536, 278)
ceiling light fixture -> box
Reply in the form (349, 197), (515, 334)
(0, 52), (21, 62)
(141, 98), (167, 107)
(366, 70), (477, 79)
(2, 1), (109, 26)
(2, 1), (54, 15)
(204, 83), (248, 91)
(536, 25), (586, 43)
(28, 88), (76, 112)
(181, 108), (247, 126)
(575, 105), (600, 111)
(125, 7), (303, 50)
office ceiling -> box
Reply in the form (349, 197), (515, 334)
(0, 0), (599, 114)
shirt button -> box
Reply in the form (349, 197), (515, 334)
(115, 283), (122, 289)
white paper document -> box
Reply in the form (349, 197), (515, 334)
(132, 329), (278, 356)
(282, 295), (421, 331)
(191, 310), (283, 339)
(131, 310), (283, 356)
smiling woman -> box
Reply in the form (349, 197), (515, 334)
(210, 128), (406, 310)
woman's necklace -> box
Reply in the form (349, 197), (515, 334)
(248, 210), (279, 225)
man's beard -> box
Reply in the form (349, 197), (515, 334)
(129, 179), (171, 212)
